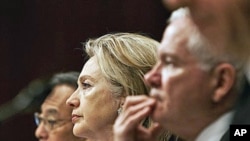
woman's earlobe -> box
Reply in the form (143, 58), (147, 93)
(117, 107), (123, 115)
(212, 63), (236, 103)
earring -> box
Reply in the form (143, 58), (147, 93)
(117, 107), (123, 115)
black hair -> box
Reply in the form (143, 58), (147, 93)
(49, 71), (79, 89)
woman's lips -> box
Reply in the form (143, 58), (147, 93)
(71, 114), (82, 123)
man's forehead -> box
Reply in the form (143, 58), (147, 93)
(165, 17), (191, 36)
(158, 23), (196, 60)
(40, 86), (73, 116)
(41, 102), (59, 116)
(40, 95), (67, 115)
(161, 21), (190, 48)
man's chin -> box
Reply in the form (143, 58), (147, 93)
(151, 110), (163, 123)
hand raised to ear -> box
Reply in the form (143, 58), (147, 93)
(113, 95), (162, 141)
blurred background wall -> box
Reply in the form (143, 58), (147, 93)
(0, 0), (169, 140)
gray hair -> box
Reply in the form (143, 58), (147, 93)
(169, 7), (245, 93)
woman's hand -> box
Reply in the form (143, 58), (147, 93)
(113, 95), (163, 141)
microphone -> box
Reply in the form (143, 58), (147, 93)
(0, 78), (50, 124)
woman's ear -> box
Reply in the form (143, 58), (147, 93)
(212, 63), (236, 103)
(119, 96), (125, 107)
(117, 97), (125, 115)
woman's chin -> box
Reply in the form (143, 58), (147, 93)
(73, 124), (84, 137)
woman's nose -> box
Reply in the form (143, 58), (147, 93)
(66, 90), (80, 108)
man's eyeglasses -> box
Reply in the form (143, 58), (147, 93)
(34, 112), (71, 131)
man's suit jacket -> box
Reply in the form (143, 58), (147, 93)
(220, 78), (250, 141)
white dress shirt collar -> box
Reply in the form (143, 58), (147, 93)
(195, 111), (234, 141)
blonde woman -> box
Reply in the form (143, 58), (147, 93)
(66, 33), (174, 141)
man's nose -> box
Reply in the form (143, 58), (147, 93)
(35, 122), (49, 140)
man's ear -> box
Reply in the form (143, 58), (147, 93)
(212, 63), (236, 103)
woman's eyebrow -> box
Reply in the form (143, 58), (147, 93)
(79, 75), (97, 83)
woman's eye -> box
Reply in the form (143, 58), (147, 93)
(82, 82), (91, 88)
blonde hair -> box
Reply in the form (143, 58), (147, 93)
(84, 32), (159, 97)
(84, 33), (174, 140)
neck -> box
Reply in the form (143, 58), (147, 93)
(87, 136), (113, 141)
(175, 111), (230, 141)
(86, 128), (114, 141)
